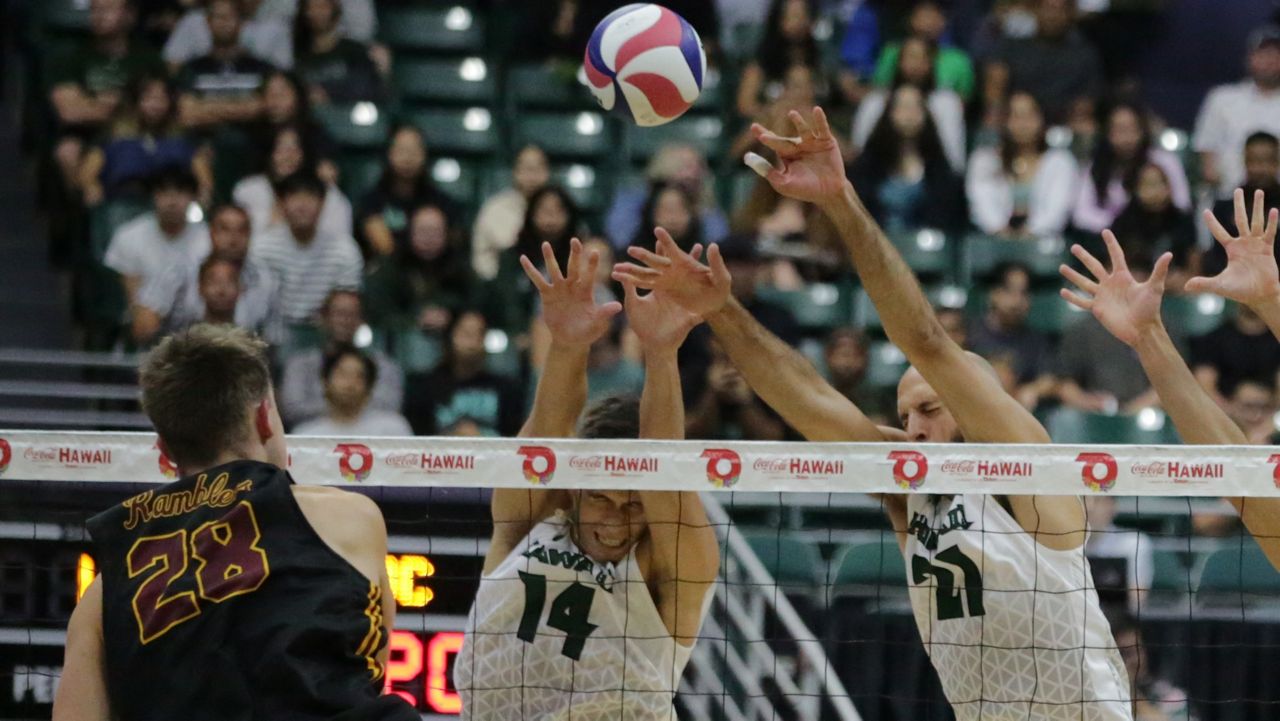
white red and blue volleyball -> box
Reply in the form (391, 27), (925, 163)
(584, 4), (706, 127)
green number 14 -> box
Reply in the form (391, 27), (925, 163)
(516, 571), (599, 660)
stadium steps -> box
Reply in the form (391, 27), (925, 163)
(0, 349), (142, 430)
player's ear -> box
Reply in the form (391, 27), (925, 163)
(255, 399), (275, 442)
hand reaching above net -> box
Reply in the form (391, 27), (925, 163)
(1060, 230), (1172, 348)
(620, 268), (701, 358)
(1185, 188), (1280, 308)
(520, 237), (622, 350)
(612, 227), (733, 319)
(745, 107), (850, 209)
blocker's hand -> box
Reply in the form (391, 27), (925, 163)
(1185, 188), (1280, 308)
(521, 238), (621, 349)
(613, 227), (732, 318)
(745, 106), (848, 208)
(1060, 230), (1171, 348)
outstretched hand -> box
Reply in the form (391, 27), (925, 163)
(746, 107), (849, 208)
(622, 277), (701, 357)
(520, 238), (622, 349)
(1185, 188), (1280, 307)
(612, 227), (733, 318)
(1060, 230), (1172, 348)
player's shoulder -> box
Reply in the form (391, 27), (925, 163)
(292, 486), (386, 535)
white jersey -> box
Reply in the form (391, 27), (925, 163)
(903, 494), (1132, 721)
(456, 512), (703, 720)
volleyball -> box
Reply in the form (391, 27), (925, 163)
(583, 3), (706, 127)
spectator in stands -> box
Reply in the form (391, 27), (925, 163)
(105, 167), (210, 310)
(732, 176), (840, 257)
(47, 0), (165, 194)
(967, 91), (1078, 238)
(1203, 133), (1280, 277)
(937, 304), (969, 348)
(280, 289), (401, 427)
(293, 344), (412, 436)
(1057, 293), (1169, 414)
(472, 145), (550, 281)
(258, 0), (377, 43)
(132, 203), (278, 345)
(586, 319), (645, 403)
(737, 0), (830, 120)
(356, 125), (456, 258)
(1084, 496), (1154, 613)
(605, 143), (728, 252)
(249, 171), (362, 324)
(871, 0), (975, 101)
(292, 0), (385, 105)
(984, 0), (1103, 124)
(729, 62), (819, 162)
(77, 73), (212, 207)
(824, 327), (893, 424)
(848, 84), (964, 234)
(1110, 614), (1198, 721)
(250, 70), (338, 184)
(490, 186), (584, 337)
(1190, 305), (1280, 407)
(969, 262), (1056, 410)
(1109, 163), (1198, 290)
(837, 0), (883, 101)
(175, 0), (274, 132)
(515, 0), (606, 63)
(852, 35), (967, 172)
(968, 0), (1038, 69)
(1073, 102), (1191, 234)
(686, 335), (787, 440)
(630, 183), (704, 253)
(164, 0), (292, 72)
(403, 310), (522, 437)
(364, 203), (475, 335)
(1193, 25), (1280, 198)
(191, 257), (243, 328)
(232, 124), (352, 240)
(1225, 379), (1278, 445)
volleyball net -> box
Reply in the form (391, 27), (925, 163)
(4, 430), (1280, 720)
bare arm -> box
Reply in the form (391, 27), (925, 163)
(485, 240), (621, 575)
(50, 84), (117, 126)
(52, 578), (110, 721)
(131, 306), (164, 345)
(178, 94), (263, 130)
(1064, 231), (1280, 570)
(625, 280), (718, 644)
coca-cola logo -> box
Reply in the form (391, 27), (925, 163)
(702, 449), (741, 488)
(334, 443), (373, 482)
(0, 438), (9, 476)
(752, 458), (788, 473)
(569, 455), (603, 471)
(384, 453), (420, 468)
(940, 460), (976, 474)
(1079, 452), (1118, 491)
(888, 450), (928, 490)
(518, 446), (557, 485)
(24, 447), (57, 463)
(1128, 461), (1167, 478)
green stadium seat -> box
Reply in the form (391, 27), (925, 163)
(742, 532), (824, 588)
(378, 4), (485, 53)
(407, 108), (499, 156)
(552, 164), (609, 214)
(484, 330), (522, 380)
(513, 112), (612, 160)
(865, 341), (908, 389)
(1162, 294), (1232, 337)
(311, 103), (390, 150)
(887, 229), (951, 279)
(962, 233), (1069, 283)
(430, 157), (479, 207)
(337, 152), (385, 202)
(1044, 407), (1181, 444)
(756, 282), (851, 332)
(1150, 549), (1192, 594)
(627, 115), (723, 163)
(968, 288), (1084, 336)
(393, 57), (497, 106)
(1196, 541), (1280, 605)
(831, 539), (906, 588)
(392, 329), (444, 375)
(507, 64), (595, 110)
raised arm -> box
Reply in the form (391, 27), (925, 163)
(1063, 232), (1280, 570)
(52, 578), (110, 721)
(623, 276), (719, 645)
(485, 239), (622, 575)
(1186, 189), (1280, 342)
(613, 230), (889, 443)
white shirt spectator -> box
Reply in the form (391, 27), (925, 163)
(293, 408), (412, 436)
(1072, 148), (1192, 234)
(136, 256), (279, 339)
(163, 9), (293, 69)
(249, 225), (362, 322)
(104, 213), (211, 284)
(1193, 80), (1280, 197)
(471, 188), (526, 281)
(232, 174), (353, 240)
(258, 0), (378, 43)
(852, 88), (968, 172)
(280, 347), (403, 427)
(966, 147), (1078, 237)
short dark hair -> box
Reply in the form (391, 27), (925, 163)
(276, 169), (326, 199)
(208, 202), (249, 227)
(578, 395), (641, 439)
(990, 261), (1033, 288)
(149, 165), (199, 195)
(322, 343), (378, 388)
(140, 325), (272, 469)
(320, 288), (361, 316)
(1246, 131), (1280, 151)
(197, 256), (241, 285)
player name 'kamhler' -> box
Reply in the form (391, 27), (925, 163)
(122, 472), (253, 530)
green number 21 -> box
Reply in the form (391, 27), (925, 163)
(516, 571), (599, 660)
(911, 546), (986, 621)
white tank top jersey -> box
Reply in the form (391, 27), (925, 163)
(455, 512), (704, 720)
(903, 494), (1133, 721)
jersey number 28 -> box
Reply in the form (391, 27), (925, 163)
(127, 501), (270, 644)
(516, 571), (599, 660)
